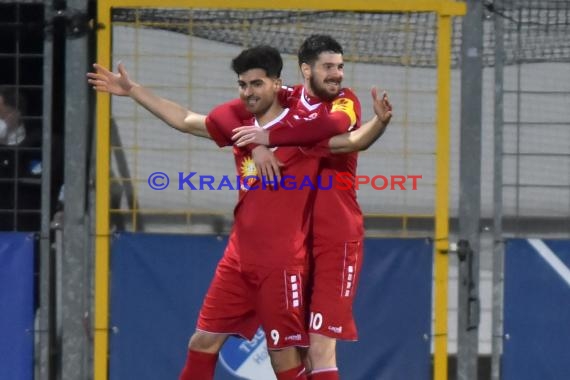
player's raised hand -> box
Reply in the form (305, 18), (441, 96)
(371, 87), (393, 125)
(231, 126), (270, 147)
(87, 62), (137, 96)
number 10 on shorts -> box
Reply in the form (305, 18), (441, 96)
(309, 312), (323, 331)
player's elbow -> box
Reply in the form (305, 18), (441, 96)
(183, 112), (208, 136)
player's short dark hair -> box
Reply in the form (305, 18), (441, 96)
(298, 34), (344, 67)
(231, 45), (283, 78)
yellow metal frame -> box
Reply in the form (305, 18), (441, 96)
(94, 1), (465, 379)
(100, 0), (465, 14)
(434, 13), (454, 380)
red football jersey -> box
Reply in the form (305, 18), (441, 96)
(280, 85), (365, 244)
(205, 102), (321, 268)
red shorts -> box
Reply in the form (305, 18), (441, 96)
(307, 240), (363, 341)
(196, 245), (309, 349)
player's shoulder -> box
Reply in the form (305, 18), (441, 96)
(336, 87), (359, 101)
(211, 98), (244, 115)
(282, 84), (304, 97)
(208, 99), (253, 128)
(331, 88), (361, 113)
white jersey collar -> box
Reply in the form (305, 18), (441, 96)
(300, 87), (322, 112)
(255, 108), (290, 130)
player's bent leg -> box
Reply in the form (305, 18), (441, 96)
(179, 331), (229, 380)
(306, 240), (363, 379)
(188, 330), (228, 353)
(308, 367), (340, 380)
(255, 265), (310, 379)
(299, 346), (311, 373)
(269, 347), (307, 380)
(306, 333), (339, 379)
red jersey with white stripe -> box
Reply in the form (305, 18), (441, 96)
(280, 85), (364, 244)
(205, 104), (321, 269)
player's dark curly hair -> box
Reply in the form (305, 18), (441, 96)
(298, 34), (343, 67)
(231, 45), (283, 78)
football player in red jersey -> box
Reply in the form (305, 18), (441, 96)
(230, 35), (393, 380)
(192, 46), (320, 380)
(91, 46), (314, 380)
(88, 41), (391, 380)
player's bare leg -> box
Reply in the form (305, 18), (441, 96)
(179, 331), (229, 380)
(269, 347), (307, 380)
(188, 330), (228, 353)
(306, 333), (339, 379)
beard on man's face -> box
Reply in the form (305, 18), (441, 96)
(309, 74), (341, 101)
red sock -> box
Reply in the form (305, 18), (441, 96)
(308, 368), (340, 380)
(276, 363), (307, 380)
(178, 350), (218, 380)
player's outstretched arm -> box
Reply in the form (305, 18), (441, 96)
(87, 62), (211, 139)
(231, 94), (357, 147)
(328, 87), (392, 154)
(230, 110), (353, 147)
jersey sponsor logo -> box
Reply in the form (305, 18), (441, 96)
(284, 333), (303, 341)
(292, 112), (318, 123)
(219, 326), (277, 379)
(239, 156), (258, 191)
(331, 97), (357, 126)
(328, 325), (343, 334)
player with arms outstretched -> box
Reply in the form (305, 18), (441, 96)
(92, 46), (316, 380)
(88, 43), (390, 380)
(231, 35), (393, 380)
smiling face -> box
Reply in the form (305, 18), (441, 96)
(303, 52), (344, 101)
(237, 68), (282, 117)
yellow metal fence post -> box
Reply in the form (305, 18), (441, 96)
(94, 0), (112, 379)
(434, 10), (453, 380)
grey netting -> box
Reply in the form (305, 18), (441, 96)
(486, 0), (570, 65)
(112, 1), (570, 68)
(112, 9), (460, 67)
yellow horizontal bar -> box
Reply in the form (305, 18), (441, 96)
(108, 0), (466, 15)
(366, 232), (432, 238)
(109, 209), (435, 218)
(365, 213), (435, 218)
(110, 209), (229, 215)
